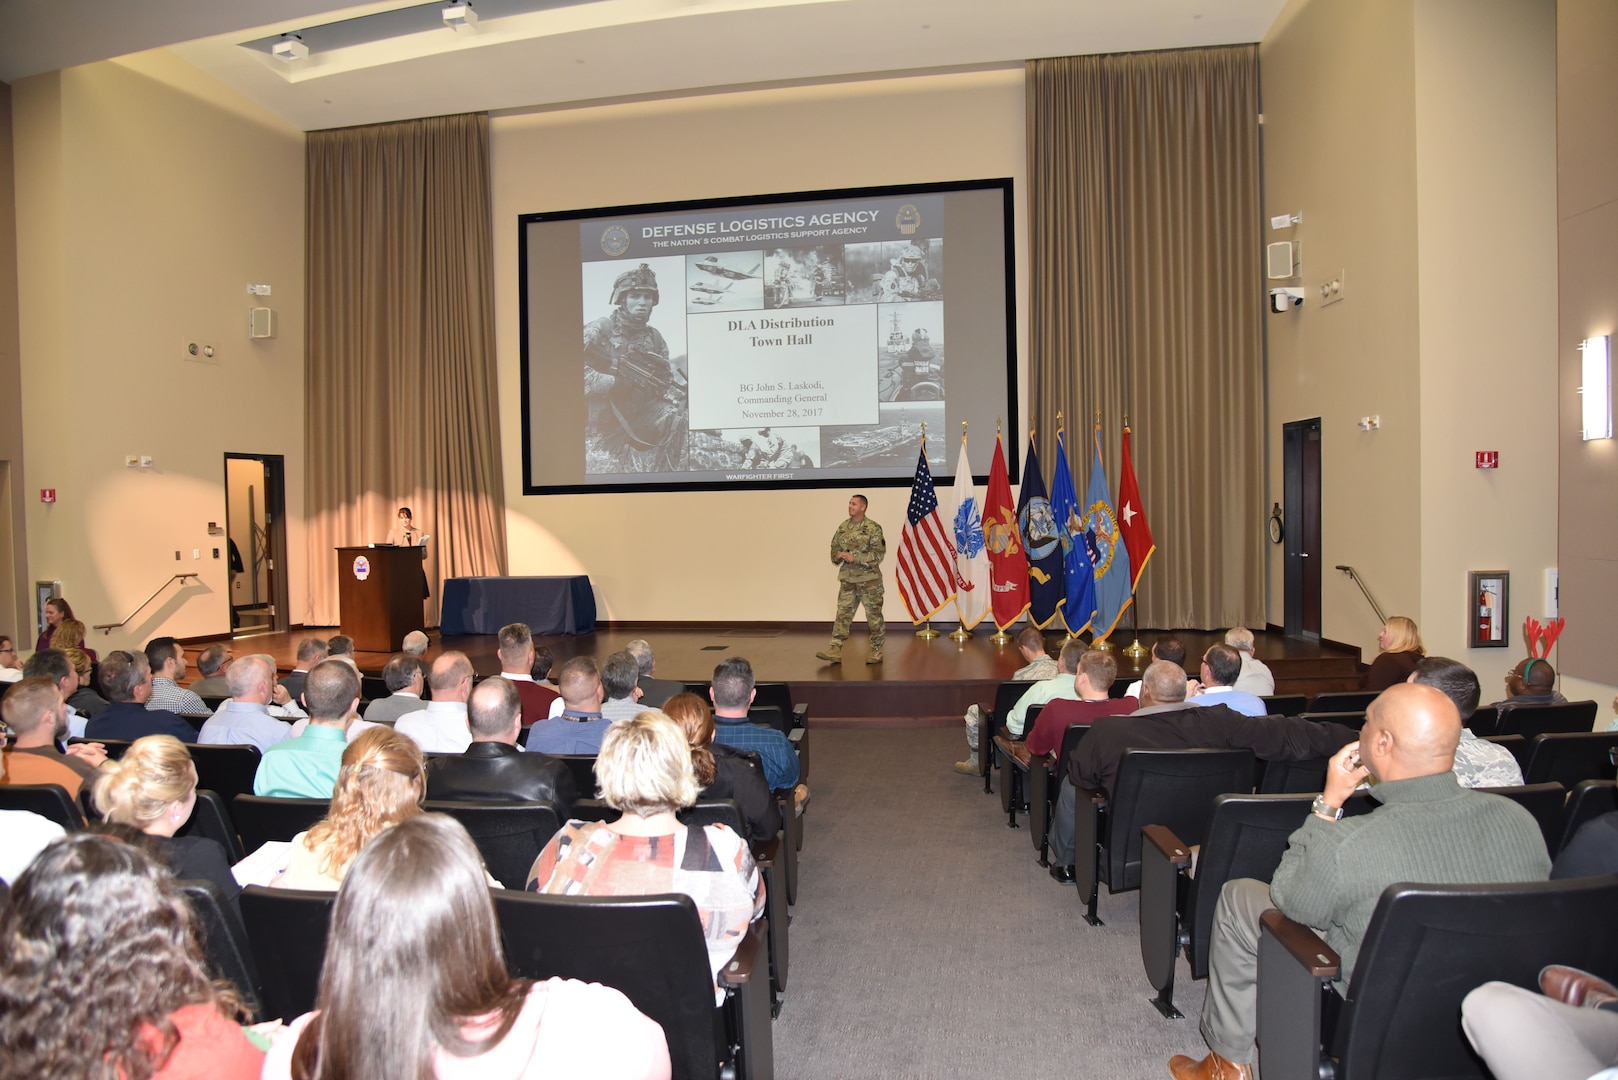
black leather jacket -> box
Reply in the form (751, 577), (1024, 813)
(425, 742), (578, 814)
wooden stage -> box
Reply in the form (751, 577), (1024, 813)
(192, 624), (1364, 727)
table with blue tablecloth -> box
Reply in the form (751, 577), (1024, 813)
(439, 576), (596, 636)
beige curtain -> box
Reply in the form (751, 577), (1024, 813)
(304, 113), (507, 627)
(1027, 46), (1264, 631)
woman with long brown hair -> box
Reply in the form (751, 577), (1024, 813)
(263, 814), (669, 1080)
(662, 691), (782, 844)
(34, 595), (74, 653)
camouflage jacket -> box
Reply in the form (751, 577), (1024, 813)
(830, 518), (885, 583)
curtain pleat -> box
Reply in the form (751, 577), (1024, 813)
(1027, 47), (1265, 631)
(304, 113), (507, 627)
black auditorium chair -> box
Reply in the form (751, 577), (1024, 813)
(177, 878), (264, 1020)
(199, 695), (229, 713)
(1254, 752), (1330, 795)
(231, 794), (329, 853)
(1032, 722), (1091, 867)
(1109, 676), (1136, 699)
(980, 680), (1037, 793)
(422, 799), (563, 890)
(998, 703), (1045, 828)
(359, 676), (389, 702)
(189, 744), (263, 804)
(1466, 704), (1500, 736)
(1310, 690), (1379, 713)
(1521, 731), (1618, 788)
(180, 789), (245, 863)
(1260, 694), (1309, 718)
(1299, 710), (1366, 732)
(1494, 699), (1600, 738)
(549, 754), (599, 800)
(752, 683), (808, 730)
(238, 885), (334, 1022)
(1139, 792), (1374, 1019)
(1481, 733), (1531, 768)
(1559, 779), (1618, 856)
(1074, 748), (1257, 927)
(1480, 782), (1567, 855)
(0, 782), (84, 830)
(686, 799), (789, 1014)
(494, 890), (774, 1080)
(70, 736), (132, 760)
(1256, 874), (1618, 1080)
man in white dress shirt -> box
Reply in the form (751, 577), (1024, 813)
(396, 651), (475, 754)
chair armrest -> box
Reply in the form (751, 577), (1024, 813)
(788, 728), (805, 748)
(753, 834), (780, 867)
(719, 918), (766, 987)
(791, 703), (808, 728)
(1257, 909), (1339, 1080)
(1259, 910), (1339, 979)
(1142, 825), (1193, 867)
(1140, 825), (1194, 1001)
(1077, 784), (1108, 809)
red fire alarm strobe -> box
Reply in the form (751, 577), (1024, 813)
(1475, 451), (1499, 470)
(39, 488), (55, 503)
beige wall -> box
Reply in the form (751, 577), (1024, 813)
(11, 54), (306, 654)
(489, 69), (1028, 621)
(0, 80), (27, 642)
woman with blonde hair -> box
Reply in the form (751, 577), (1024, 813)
(49, 615), (96, 662)
(526, 710), (764, 998)
(65, 645), (110, 718)
(1364, 615), (1426, 691)
(92, 733), (241, 909)
(662, 692), (782, 844)
(274, 726), (425, 891)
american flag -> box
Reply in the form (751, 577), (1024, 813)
(897, 445), (961, 621)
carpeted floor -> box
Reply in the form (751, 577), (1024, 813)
(771, 727), (1208, 1079)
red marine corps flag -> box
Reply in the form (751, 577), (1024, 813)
(896, 436), (961, 622)
(984, 431), (1030, 630)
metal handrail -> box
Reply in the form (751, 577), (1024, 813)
(1334, 565), (1387, 625)
(93, 573), (201, 635)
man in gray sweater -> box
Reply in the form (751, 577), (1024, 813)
(1169, 681), (1552, 1080)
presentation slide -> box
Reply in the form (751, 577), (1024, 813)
(520, 180), (1016, 494)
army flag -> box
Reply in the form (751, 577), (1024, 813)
(1117, 425), (1156, 592)
(1084, 422), (1134, 641)
(984, 433), (1030, 630)
(1050, 427), (1096, 634)
(896, 444), (960, 622)
(951, 434), (992, 630)
(1017, 436), (1065, 628)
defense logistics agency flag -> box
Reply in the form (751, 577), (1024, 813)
(1117, 425), (1156, 591)
(984, 433), (1030, 630)
(1017, 437), (1065, 628)
(896, 444), (960, 622)
(1084, 423), (1133, 641)
(1050, 428), (1096, 634)
(951, 434), (992, 630)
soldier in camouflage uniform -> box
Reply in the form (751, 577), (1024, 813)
(583, 263), (689, 473)
(816, 494), (887, 665)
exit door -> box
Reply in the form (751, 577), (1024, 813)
(1282, 418), (1322, 639)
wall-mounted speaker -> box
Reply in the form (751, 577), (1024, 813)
(248, 307), (276, 339)
(1266, 241), (1297, 280)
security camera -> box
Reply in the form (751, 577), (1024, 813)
(1269, 287), (1306, 313)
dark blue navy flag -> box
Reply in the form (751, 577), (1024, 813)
(1017, 436), (1066, 629)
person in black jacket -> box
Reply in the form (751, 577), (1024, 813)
(664, 692), (783, 845)
(425, 677), (576, 814)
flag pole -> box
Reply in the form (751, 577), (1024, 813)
(949, 418), (971, 643)
(1121, 413), (1149, 659)
(989, 415), (1012, 644)
(914, 421), (940, 640)
(1088, 409), (1115, 652)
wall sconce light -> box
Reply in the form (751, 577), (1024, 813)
(1582, 334), (1611, 441)
(271, 33), (309, 61)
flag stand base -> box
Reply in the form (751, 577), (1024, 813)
(915, 623), (940, 640)
(1122, 637), (1149, 659)
(1091, 637), (1116, 652)
(990, 630), (1012, 644)
(949, 627), (971, 642)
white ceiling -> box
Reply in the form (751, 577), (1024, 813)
(0, 0), (1287, 131)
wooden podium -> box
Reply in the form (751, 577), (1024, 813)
(335, 546), (423, 652)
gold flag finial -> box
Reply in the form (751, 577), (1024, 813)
(997, 417), (1003, 436)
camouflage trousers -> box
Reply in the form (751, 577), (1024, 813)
(830, 579), (885, 648)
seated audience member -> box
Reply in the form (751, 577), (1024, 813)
(1046, 661), (1359, 884)
(0, 833), (263, 1079)
(709, 656), (808, 814)
(145, 637), (208, 716)
(279, 636), (330, 705)
(1124, 636), (1188, 699)
(1167, 683), (1550, 1080)
(395, 651), (475, 754)
(532, 645), (559, 690)
(187, 644), (233, 698)
(600, 650), (649, 722)
(93, 734), (241, 909)
(2, 676), (107, 796)
(1410, 656), (1524, 787)
(526, 656), (612, 756)
(362, 653), (430, 725)
(325, 634), (360, 674)
(274, 727), (425, 891)
(49, 615), (95, 662)
(0, 634), (23, 683)
(1224, 627), (1275, 695)
(65, 647), (110, 719)
(665, 691), (782, 845)
(1492, 655), (1570, 718)
(254, 660), (359, 799)
(626, 638), (684, 709)
(527, 711), (765, 1001)
(956, 627), (1057, 774)
(263, 814), (670, 1080)
(197, 654), (293, 752)
(1021, 650), (1138, 758)
(1463, 967), (1618, 1080)
(24, 646), (90, 738)
(1189, 644), (1268, 716)
(1363, 614), (1426, 691)
(999, 639), (1087, 742)
(86, 650), (197, 744)
(401, 629), (430, 658)
(33, 595), (73, 653)
(497, 622), (559, 724)
(426, 676), (577, 813)
(0, 720), (66, 883)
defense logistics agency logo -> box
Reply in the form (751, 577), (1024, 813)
(600, 225), (631, 257)
(353, 556), (370, 581)
(896, 204), (921, 236)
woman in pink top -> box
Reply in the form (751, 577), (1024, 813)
(263, 813), (669, 1080)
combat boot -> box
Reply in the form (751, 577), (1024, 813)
(866, 648), (884, 665)
(814, 641), (843, 663)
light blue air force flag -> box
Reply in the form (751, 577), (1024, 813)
(1084, 424), (1134, 641)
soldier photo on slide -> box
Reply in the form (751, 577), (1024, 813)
(582, 260), (691, 473)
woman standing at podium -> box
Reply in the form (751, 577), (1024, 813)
(385, 506), (431, 600)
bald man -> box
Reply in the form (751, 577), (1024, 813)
(1170, 683), (1552, 1080)
(396, 651), (475, 754)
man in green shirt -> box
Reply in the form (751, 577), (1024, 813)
(252, 660), (359, 799)
(816, 494), (886, 665)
